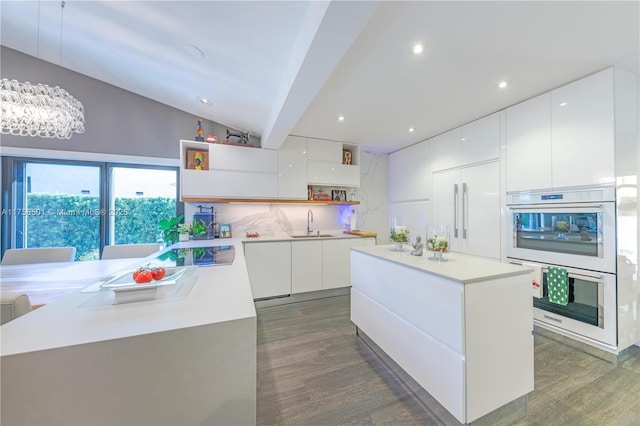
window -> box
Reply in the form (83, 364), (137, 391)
(1, 157), (180, 261)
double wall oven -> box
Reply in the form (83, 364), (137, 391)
(506, 187), (617, 349)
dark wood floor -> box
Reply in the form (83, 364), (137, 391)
(256, 294), (640, 426)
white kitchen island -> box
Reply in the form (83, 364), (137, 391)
(1, 240), (256, 426)
(351, 245), (534, 424)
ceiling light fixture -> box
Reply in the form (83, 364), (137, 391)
(0, 1), (85, 139)
(198, 97), (211, 106)
(498, 81), (509, 89)
(413, 43), (424, 55)
(409, 127), (415, 132)
(338, 115), (345, 121)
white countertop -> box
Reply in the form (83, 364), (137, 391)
(352, 244), (531, 284)
(1, 239), (256, 357)
(241, 232), (367, 243)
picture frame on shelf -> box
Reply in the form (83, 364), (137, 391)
(332, 190), (347, 201)
(186, 149), (209, 170)
(219, 223), (232, 238)
(311, 187), (331, 201)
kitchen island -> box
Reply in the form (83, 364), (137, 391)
(350, 245), (534, 424)
(1, 240), (256, 426)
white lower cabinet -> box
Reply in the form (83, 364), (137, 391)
(322, 239), (351, 290)
(291, 240), (323, 294)
(243, 241), (291, 299)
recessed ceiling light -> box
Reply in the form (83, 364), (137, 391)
(338, 115), (345, 121)
(498, 81), (509, 89)
(559, 102), (568, 107)
(197, 97), (212, 106)
(409, 127), (415, 132)
(413, 43), (424, 55)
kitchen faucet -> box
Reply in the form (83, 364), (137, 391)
(307, 209), (314, 235)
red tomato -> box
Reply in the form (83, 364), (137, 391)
(133, 269), (153, 284)
(151, 267), (166, 281)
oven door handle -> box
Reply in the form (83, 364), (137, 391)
(507, 203), (604, 210)
(508, 260), (604, 281)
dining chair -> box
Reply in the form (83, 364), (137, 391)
(101, 243), (163, 260)
(1, 247), (76, 265)
(0, 293), (33, 325)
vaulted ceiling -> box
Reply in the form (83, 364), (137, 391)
(2, 1), (638, 154)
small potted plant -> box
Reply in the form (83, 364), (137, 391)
(390, 225), (410, 251)
(158, 214), (185, 245)
(177, 223), (191, 241)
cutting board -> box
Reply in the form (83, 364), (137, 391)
(343, 230), (377, 237)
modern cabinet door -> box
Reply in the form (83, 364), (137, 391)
(459, 112), (500, 166)
(389, 141), (429, 202)
(307, 139), (342, 162)
(322, 239), (351, 289)
(291, 240), (322, 294)
(278, 136), (308, 199)
(244, 241), (291, 299)
(505, 93), (552, 192)
(431, 162), (500, 260)
(551, 68), (615, 188)
(459, 162), (500, 259)
(429, 128), (460, 172)
(431, 169), (461, 252)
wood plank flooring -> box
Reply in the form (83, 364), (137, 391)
(256, 294), (640, 426)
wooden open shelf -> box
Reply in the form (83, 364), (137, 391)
(181, 197), (360, 205)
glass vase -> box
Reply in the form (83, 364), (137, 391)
(427, 224), (451, 261)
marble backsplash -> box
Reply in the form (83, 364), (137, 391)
(184, 151), (389, 242)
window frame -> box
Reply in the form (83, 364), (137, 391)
(1, 155), (181, 260)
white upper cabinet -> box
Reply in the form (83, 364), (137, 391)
(180, 141), (278, 199)
(429, 113), (500, 173)
(551, 68), (615, 188)
(307, 139), (342, 161)
(307, 138), (360, 187)
(459, 112), (500, 166)
(389, 141), (429, 202)
(505, 93), (553, 192)
(505, 68), (615, 192)
(429, 128), (460, 172)
(278, 136), (308, 199)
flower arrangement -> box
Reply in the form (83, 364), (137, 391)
(390, 225), (410, 243)
(177, 223), (192, 234)
(427, 234), (449, 252)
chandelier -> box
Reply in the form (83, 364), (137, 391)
(1, 78), (85, 139)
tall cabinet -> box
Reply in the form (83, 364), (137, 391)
(429, 113), (501, 260)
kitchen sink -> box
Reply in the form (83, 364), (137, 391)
(290, 234), (334, 238)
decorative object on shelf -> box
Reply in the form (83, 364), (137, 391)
(219, 223), (232, 238)
(158, 214), (185, 245)
(410, 235), (424, 256)
(343, 150), (352, 165)
(177, 223), (191, 241)
(427, 224), (450, 261)
(195, 117), (204, 141)
(186, 149), (209, 170)
(245, 231), (260, 238)
(1, 2), (85, 140)
(350, 191), (357, 202)
(332, 190), (347, 201)
(226, 128), (250, 144)
(390, 217), (410, 251)
(311, 187), (331, 201)
(206, 134), (217, 143)
(193, 206), (215, 239)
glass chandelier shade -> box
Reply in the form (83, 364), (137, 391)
(1, 78), (85, 139)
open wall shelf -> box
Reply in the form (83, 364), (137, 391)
(181, 197), (360, 205)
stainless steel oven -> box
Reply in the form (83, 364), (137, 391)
(506, 187), (616, 273)
(506, 187), (618, 349)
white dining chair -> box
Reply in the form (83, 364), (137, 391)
(101, 243), (163, 260)
(1, 247), (76, 265)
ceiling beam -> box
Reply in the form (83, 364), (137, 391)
(260, 0), (380, 150)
